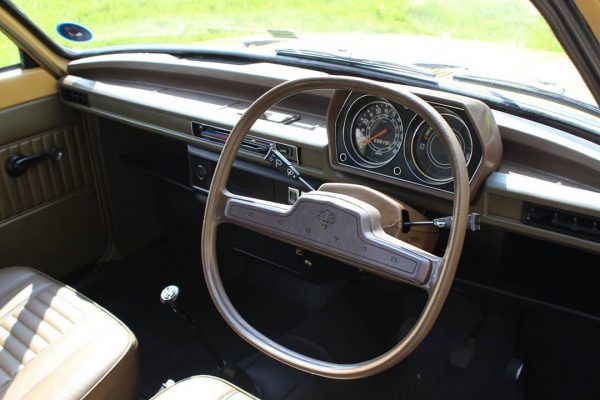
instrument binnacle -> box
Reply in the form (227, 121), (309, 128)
(334, 92), (484, 192)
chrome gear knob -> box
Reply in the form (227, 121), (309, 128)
(160, 285), (180, 312)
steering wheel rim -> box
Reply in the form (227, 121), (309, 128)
(201, 76), (470, 379)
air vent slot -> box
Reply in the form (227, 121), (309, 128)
(523, 203), (600, 243)
(60, 88), (89, 107)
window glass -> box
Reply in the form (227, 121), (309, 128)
(0, 32), (20, 69)
(8, 0), (597, 106)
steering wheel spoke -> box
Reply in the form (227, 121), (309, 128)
(224, 189), (440, 289)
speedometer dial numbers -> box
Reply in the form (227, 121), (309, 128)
(405, 110), (473, 184)
(345, 98), (404, 167)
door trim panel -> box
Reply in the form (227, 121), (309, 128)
(0, 67), (56, 110)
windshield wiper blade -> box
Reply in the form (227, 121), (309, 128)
(454, 74), (599, 116)
(275, 48), (437, 80)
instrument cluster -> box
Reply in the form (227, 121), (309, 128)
(333, 92), (483, 193)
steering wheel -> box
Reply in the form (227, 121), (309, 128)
(201, 76), (470, 379)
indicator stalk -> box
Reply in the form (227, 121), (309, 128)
(264, 146), (315, 192)
(404, 213), (481, 232)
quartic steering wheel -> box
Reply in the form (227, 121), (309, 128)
(201, 77), (470, 379)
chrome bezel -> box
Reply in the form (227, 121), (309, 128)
(406, 110), (474, 185)
(342, 96), (404, 169)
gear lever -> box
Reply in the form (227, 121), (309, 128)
(159, 285), (261, 397)
(160, 285), (180, 313)
(159, 284), (223, 363)
(159, 285), (206, 339)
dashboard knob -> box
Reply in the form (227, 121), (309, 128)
(195, 164), (208, 180)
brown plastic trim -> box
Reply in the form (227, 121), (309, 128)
(318, 182), (438, 252)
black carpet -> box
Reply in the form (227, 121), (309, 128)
(69, 243), (576, 400)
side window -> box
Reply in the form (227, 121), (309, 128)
(0, 32), (21, 70)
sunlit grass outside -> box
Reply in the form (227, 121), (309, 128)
(2, 0), (562, 66)
(0, 34), (20, 67)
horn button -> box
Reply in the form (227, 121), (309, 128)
(225, 190), (434, 285)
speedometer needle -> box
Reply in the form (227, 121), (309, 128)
(366, 128), (388, 144)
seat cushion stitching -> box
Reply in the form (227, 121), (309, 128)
(0, 279), (53, 321)
(0, 356), (15, 379)
(29, 297), (74, 329)
(23, 303), (66, 334)
(0, 272), (35, 305)
(13, 308), (61, 343)
(36, 290), (83, 324)
(0, 322), (33, 352)
(6, 313), (54, 345)
(0, 335), (26, 375)
(2, 315), (50, 349)
(0, 323), (40, 361)
(59, 292), (89, 315)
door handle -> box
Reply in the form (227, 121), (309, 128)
(5, 147), (63, 177)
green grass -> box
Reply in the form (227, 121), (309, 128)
(1, 0), (562, 68)
(0, 33), (21, 67)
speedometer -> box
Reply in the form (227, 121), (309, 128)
(349, 100), (403, 166)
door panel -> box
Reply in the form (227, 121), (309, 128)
(1, 20), (104, 276)
(0, 120), (92, 216)
(0, 67), (56, 110)
(0, 95), (106, 277)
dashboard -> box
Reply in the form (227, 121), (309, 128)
(57, 53), (600, 254)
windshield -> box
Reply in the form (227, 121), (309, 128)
(6, 0), (597, 109)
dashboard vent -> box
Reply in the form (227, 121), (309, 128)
(523, 203), (600, 243)
(60, 88), (89, 107)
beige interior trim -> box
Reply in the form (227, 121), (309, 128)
(0, 7), (67, 77)
(318, 182), (438, 252)
(574, 0), (600, 41)
(477, 171), (600, 255)
(0, 67), (56, 110)
(150, 376), (257, 400)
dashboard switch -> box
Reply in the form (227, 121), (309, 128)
(288, 187), (300, 204)
(276, 143), (299, 163)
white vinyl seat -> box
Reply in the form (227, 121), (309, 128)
(151, 376), (257, 400)
(0, 267), (138, 399)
